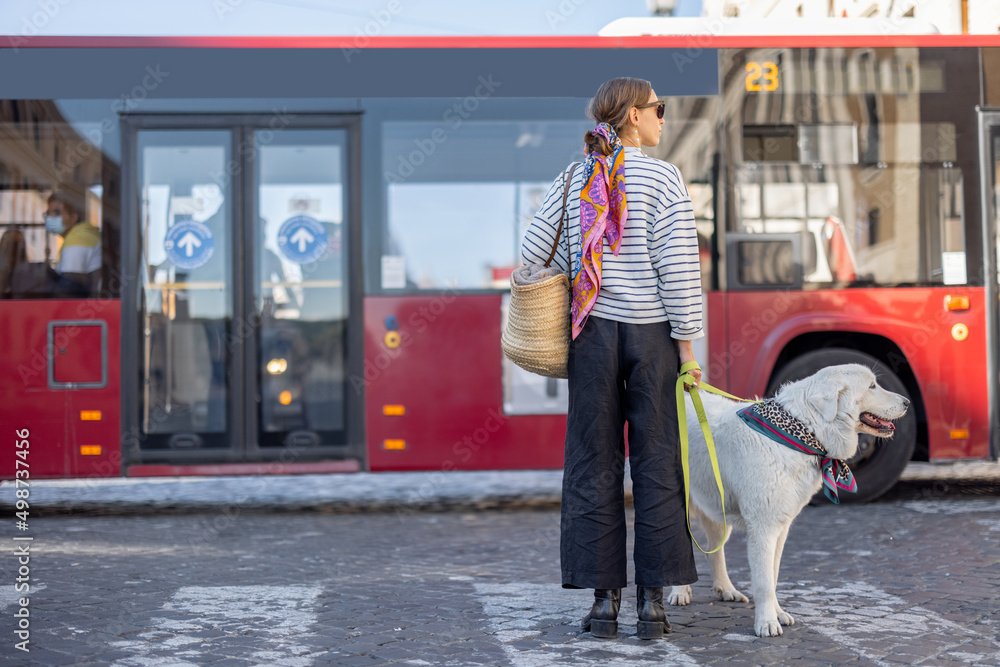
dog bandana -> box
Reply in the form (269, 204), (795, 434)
(572, 122), (627, 339)
(736, 400), (857, 504)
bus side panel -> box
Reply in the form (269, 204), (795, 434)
(724, 287), (987, 461)
(364, 295), (565, 472)
(705, 291), (728, 387)
(0, 300), (121, 479)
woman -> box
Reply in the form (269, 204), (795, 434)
(520, 77), (703, 640)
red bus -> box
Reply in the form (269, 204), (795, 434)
(1, 33), (998, 502)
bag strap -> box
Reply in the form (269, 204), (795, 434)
(544, 162), (579, 268)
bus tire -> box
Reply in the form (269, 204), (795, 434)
(765, 348), (917, 504)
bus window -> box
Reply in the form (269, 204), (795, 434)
(727, 46), (977, 289)
(736, 132), (964, 287)
(0, 100), (120, 299)
(380, 118), (593, 291)
(380, 102), (718, 292)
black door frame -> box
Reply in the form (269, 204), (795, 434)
(120, 112), (365, 466)
(978, 107), (1000, 462)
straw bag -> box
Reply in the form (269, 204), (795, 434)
(501, 163), (578, 379)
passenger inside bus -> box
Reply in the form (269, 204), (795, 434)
(46, 192), (102, 296)
(0, 226), (62, 299)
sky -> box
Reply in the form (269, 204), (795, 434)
(1, 0), (703, 36)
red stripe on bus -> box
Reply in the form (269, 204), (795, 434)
(3, 34), (1000, 49)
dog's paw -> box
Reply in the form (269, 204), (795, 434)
(666, 585), (691, 606)
(776, 609), (795, 626)
(754, 616), (784, 637)
(713, 585), (749, 603)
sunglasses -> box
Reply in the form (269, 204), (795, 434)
(636, 101), (665, 119)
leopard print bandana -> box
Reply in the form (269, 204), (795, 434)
(737, 399), (857, 504)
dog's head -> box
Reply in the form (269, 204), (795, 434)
(774, 363), (910, 461)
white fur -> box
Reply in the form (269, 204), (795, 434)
(668, 363), (909, 637)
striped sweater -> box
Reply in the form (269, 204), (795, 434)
(520, 146), (704, 340)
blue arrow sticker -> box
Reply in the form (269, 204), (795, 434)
(164, 220), (215, 270)
(277, 215), (328, 265)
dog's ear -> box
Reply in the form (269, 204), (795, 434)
(807, 376), (849, 424)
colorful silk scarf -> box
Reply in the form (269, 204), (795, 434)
(736, 400), (858, 504)
(571, 122), (628, 339)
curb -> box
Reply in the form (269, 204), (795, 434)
(0, 470), (570, 516)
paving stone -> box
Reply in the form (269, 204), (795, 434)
(5, 649), (79, 665)
(318, 655), (389, 667)
(368, 645), (425, 661)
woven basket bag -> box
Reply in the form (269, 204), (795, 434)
(501, 163), (578, 379)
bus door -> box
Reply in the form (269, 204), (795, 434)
(121, 115), (362, 468)
(979, 108), (1000, 461)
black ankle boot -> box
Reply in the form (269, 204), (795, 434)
(581, 588), (620, 638)
(636, 586), (671, 639)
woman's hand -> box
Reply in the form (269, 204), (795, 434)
(677, 339), (701, 391)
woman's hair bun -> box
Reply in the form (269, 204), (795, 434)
(583, 77), (652, 156)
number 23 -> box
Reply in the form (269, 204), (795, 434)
(745, 61), (779, 92)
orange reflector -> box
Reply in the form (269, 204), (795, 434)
(383, 405), (406, 416)
(945, 295), (969, 311)
(950, 430), (969, 440)
(383, 439), (406, 450)
(80, 410), (102, 421)
(80, 445), (102, 456)
(279, 390), (292, 405)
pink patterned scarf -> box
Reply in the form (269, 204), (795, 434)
(571, 122), (627, 339)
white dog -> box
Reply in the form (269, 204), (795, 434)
(668, 364), (909, 637)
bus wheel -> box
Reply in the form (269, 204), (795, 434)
(765, 348), (917, 504)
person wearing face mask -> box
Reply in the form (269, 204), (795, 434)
(45, 192), (101, 294)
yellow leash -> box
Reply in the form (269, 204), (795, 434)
(676, 361), (762, 554)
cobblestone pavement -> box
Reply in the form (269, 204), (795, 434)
(2, 485), (999, 666)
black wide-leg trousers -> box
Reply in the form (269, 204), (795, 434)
(560, 316), (698, 590)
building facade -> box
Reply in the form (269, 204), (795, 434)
(701, 0), (999, 34)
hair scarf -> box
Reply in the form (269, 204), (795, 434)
(571, 122), (628, 340)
